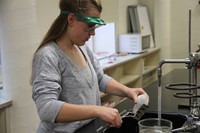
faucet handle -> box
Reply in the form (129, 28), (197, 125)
(187, 115), (195, 125)
(172, 115), (197, 132)
(190, 103), (200, 119)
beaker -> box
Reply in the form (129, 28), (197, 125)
(138, 118), (172, 133)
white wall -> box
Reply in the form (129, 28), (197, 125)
(171, 0), (200, 58)
(154, 0), (172, 74)
(0, 0), (39, 132)
(159, 0), (200, 74)
(141, 0), (200, 74)
(0, 0), (61, 132)
(35, 0), (59, 42)
(101, 0), (139, 33)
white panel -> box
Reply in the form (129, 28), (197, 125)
(94, 22), (116, 54)
(137, 6), (151, 36)
(137, 6), (154, 47)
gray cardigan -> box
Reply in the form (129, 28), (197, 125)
(32, 42), (111, 133)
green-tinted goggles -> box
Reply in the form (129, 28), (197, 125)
(61, 10), (106, 25)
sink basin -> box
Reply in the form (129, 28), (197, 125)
(103, 111), (187, 133)
(141, 111), (187, 129)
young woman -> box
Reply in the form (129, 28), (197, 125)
(31, 0), (148, 132)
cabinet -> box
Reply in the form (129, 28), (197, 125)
(100, 48), (160, 106)
(0, 109), (6, 133)
(0, 98), (12, 133)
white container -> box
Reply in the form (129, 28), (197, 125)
(119, 34), (150, 54)
(133, 93), (149, 113)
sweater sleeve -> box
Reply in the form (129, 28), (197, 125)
(31, 49), (65, 123)
(84, 46), (111, 93)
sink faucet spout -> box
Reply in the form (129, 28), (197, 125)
(157, 59), (191, 87)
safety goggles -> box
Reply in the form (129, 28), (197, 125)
(61, 10), (106, 31)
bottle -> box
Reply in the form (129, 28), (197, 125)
(133, 93), (149, 113)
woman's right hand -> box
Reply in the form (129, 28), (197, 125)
(95, 106), (122, 128)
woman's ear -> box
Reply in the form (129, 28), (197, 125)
(68, 13), (76, 26)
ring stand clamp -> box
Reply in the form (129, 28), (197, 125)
(165, 83), (200, 108)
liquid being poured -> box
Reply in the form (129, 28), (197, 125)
(158, 86), (162, 123)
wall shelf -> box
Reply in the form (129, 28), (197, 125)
(119, 74), (140, 85)
(100, 47), (160, 106)
(142, 66), (157, 75)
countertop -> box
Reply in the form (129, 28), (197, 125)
(0, 98), (12, 109)
(75, 68), (200, 133)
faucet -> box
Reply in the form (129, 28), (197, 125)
(157, 52), (200, 132)
(157, 58), (191, 87)
(157, 52), (200, 96)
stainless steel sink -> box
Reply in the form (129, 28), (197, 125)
(103, 111), (187, 133)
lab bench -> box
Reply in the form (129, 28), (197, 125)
(75, 68), (200, 133)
